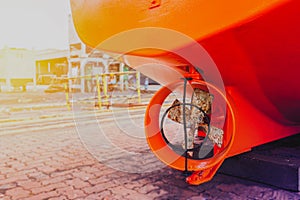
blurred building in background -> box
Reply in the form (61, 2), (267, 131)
(0, 47), (69, 91)
(0, 15), (152, 92)
(0, 47), (35, 91)
(35, 49), (69, 85)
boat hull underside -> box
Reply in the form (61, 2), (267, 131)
(70, 0), (300, 151)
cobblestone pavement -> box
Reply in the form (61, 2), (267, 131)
(0, 89), (300, 200)
(1, 111), (300, 200)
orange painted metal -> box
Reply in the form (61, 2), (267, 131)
(144, 79), (236, 185)
(70, 0), (300, 185)
(70, 0), (285, 55)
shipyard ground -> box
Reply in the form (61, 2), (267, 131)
(0, 89), (299, 200)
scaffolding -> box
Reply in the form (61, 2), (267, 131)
(65, 71), (141, 110)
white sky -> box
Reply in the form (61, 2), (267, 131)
(0, 0), (71, 50)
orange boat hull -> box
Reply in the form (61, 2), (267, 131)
(70, 0), (300, 184)
(70, 0), (300, 121)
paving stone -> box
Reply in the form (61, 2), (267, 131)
(0, 175), (28, 185)
(146, 189), (169, 199)
(91, 168), (116, 178)
(72, 171), (96, 181)
(56, 186), (86, 199)
(137, 183), (160, 194)
(83, 184), (109, 194)
(65, 178), (91, 189)
(0, 183), (17, 192)
(17, 168), (37, 176)
(85, 193), (102, 200)
(80, 165), (101, 174)
(48, 196), (68, 200)
(123, 182), (141, 190)
(30, 182), (67, 194)
(177, 190), (200, 199)
(96, 190), (113, 199)
(17, 180), (43, 190)
(27, 171), (50, 181)
(126, 193), (153, 200)
(0, 195), (11, 200)
(37, 165), (57, 174)
(187, 195), (207, 200)
(50, 169), (79, 178)
(5, 187), (31, 199)
(42, 174), (73, 186)
(88, 176), (110, 185)
(23, 191), (59, 200)
(110, 185), (140, 196)
(0, 103), (299, 199)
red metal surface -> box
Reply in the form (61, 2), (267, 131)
(144, 79), (236, 185)
(70, 0), (300, 184)
(70, 0), (286, 54)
